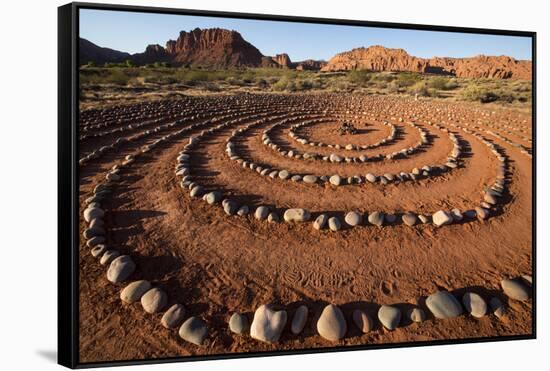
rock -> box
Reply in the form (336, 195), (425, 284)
(237, 205), (249, 216)
(87, 236), (105, 248)
(330, 154), (343, 163)
(328, 217), (341, 231)
(229, 313), (249, 334)
(90, 244), (107, 258)
(484, 193), (497, 205)
(462, 292), (487, 318)
(291, 305), (308, 335)
(250, 305), (287, 343)
(329, 175), (342, 186)
(83, 226), (104, 239)
(489, 297), (506, 318)
(426, 291), (463, 319)
(179, 317), (208, 345)
(303, 175), (318, 184)
(205, 191), (222, 204)
(317, 304), (347, 341)
(407, 307), (426, 323)
(432, 210), (453, 227)
(345, 211), (362, 226)
(107, 255), (136, 283)
(283, 208), (311, 223)
(475, 207), (490, 220)
(278, 170), (290, 180)
(366, 173), (377, 183)
(141, 288), (168, 314)
(402, 213), (417, 226)
(384, 214), (397, 224)
(377, 305), (401, 330)
(521, 275), (533, 285)
(290, 175), (302, 182)
(223, 199), (238, 215)
(120, 280), (152, 303)
(161, 304), (186, 329)
(267, 212), (279, 223)
(418, 214), (430, 224)
(100, 250), (120, 265)
(84, 207), (104, 222)
(190, 185), (204, 198)
(255, 206), (269, 220)
(352, 309), (373, 333)
(313, 214), (329, 230)
(368, 211), (384, 227)
(451, 208), (463, 221)
(501, 278), (530, 301)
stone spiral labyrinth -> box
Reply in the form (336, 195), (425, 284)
(78, 93), (533, 361)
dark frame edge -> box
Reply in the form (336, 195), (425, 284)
(61, 2), (536, 368)
(58, 2), (79, 369)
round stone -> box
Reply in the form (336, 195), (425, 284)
(328, 217), (341, 231)
(368, 211), (384, 227)
(278, 170), (290, 180)
(190, 185), (204, 198)
(366, 173), (377, 183)
(313, 214), (328, 230)
(205, 191), (222, 204)
(90, 244), (107, 258)
(407, 307), (426, 323)
(501, 278), (530, 301)
(223, 200), (238, 215)
(290, 175), (302, 182)
(418, 215), (430, 224)
(484, 193), (497, 205)
(179, 317), (208, 345)
(291, 305), (308, 335)
(120, 280), (152, 303)
(426, 291), (463, 319)
(229, 312), (249, 334)
(83, 227), (104, 239)
(161, 304), (186, 329)
(100, 250), (120, 265)
(267, 212), (279, 223)
(344, 211), (362, 226)
(250, 305), (287, 343)
(432, 210), (453, 227)
(451, 208), (463, 221)
(330, 154), (343, 163)
(475, 207), (490, 220)
(237, 205), (249, 216)
(141, 288), (168, 314)
(402, 213), (417, 226)
(84, 207), (104, 223)
(283, 208), (311, 223)
(329, 175), (342, 186)
(107, 255), (136, 283)
(489, 297), (506, 318)
(384, 214), (397, 224)
(378, 305), (401, 330)
(303, 175), (318, 184)
(462, 292), (487, 318)
(255, 206), (269, 220)
(87, 236), (105, 248)
(317, 304), (347, 341)
(352, 309), (373, 333)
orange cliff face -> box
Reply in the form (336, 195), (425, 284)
(321, 45), (532, 80)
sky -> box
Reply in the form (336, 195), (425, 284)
(80, 9), (532, 62)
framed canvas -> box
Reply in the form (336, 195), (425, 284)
(58, 2), (536, 368)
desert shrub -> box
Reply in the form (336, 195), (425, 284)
(204, 82), (221, 92)
(295, 79), (313, 91)
(461, 85), (499, 103)
(428, 77), (454, 90)
(124, 59), (136, 68)
(256, 78), (268, 89)
(348, 70), (371, 85)
(395, 72), (422, 87)
(105, 69), (131, 85)
(408, 81), (429, 96)
(371, 73), (395, 82)
(272, 78), (289, 91)
(387, 81), (401, 93)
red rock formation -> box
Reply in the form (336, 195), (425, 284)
(322, 45), (531, 80)
(273, 53), (292, 68)
(164, 28), (264, 67)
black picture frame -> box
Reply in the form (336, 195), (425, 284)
(58, 2), (537, 368)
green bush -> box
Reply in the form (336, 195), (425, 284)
(395, 72), (422, 87)
(348, 70), (371, 85)
(461, 85), (499, 103)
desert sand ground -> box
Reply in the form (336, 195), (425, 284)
(78, 92), (532, 363)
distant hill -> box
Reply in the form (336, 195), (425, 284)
(79, 38), (131, 65)
(80, 29), (531, 80)
(321, 45), (531, 80)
